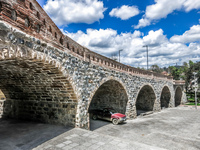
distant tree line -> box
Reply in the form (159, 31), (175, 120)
(145, 61), (200, 92)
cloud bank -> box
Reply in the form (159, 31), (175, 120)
(65, 26), (200, 68)
(135, 0), (200, 29)
(44, 0), (106, 26)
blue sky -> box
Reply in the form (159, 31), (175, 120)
(36, 0), (200, 68)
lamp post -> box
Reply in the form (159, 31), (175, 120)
(143, 45), (148, 70)
(119, 49), (123, 63)
(193, 72), (198, 109)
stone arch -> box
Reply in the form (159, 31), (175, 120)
(135, 84), (156, 116)
(87, 77), (129, 130)
(160, 85), (171, 109)
(0, 44), (78, 127)
(87, 77), (129, 112)
(0, 89), (6, 100)
(0, 89), (6, 118)
(175, 86), (182, 107)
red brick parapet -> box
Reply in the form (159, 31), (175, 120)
(0, 0), (173, 81)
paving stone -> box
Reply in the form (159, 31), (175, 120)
(117, 142), (128, 148)
(96, 141), (105, 145)
(70, 134), (79, 137)
(68, 143), (79, 148)
(82, 142), (93, 147)
(109, 140), (119, 145)
(64, 136), (73, 140)
(63, 140), (72, 145)
(62, 145), (72, 150)
(43, 145), (52, 149)
(88, 144), (101, 149)
(82, 133), (90, 137)
(56, 143), (65, 148)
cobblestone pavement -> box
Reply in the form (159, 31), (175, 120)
(1, 107), (200, 150)
(33, 106), (200, 150)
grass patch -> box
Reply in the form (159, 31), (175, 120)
(188, 98), (194, 101)
(185, 102), (200, 106)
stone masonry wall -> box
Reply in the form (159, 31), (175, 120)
(0, 20), (182, 129)
(0, 0), (186, 130)
(0, 100), (4, 118)
(0, 90), (5, 118)
(0, 18), (189, 129)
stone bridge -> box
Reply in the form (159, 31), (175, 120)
(0, 0), (186, 129)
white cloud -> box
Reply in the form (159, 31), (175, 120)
(183, 0), (200, 12)
(143, 29), (168, 46)
(170, 25), (200, 43)
(66, 28), (142, 55)
(109, 5), (140, 20)
(44, 0), (106, 26)
(134, 18), (151, 29)
(135, 0), (200, 29)
(64, 27), (200, 68)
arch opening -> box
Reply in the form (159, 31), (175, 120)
(25, 18), (30, 27)
(175, 87), (182, 107)
(160, 86), (171, 109)
(0, 58), (78, 127)
(136, 85), (156, 116)
(88, 80), (128, 130)
(0, 2), (2, 12)
(11, 10), (17, 21)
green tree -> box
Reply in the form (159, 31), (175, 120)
(150, 64), (163, 73)
(185, 61), (200, 92)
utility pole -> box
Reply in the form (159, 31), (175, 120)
(193, 72), (198, 109)
(119, 49), (123, 63)
(143, 45), (148, 70)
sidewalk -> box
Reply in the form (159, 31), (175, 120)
(33, 107), (200, 150)
(1, 107), (200, 150)
(33, 128), (162, 150)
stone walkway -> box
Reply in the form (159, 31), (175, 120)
(33, 128), (159, 150)
(33, 107), (200, 150)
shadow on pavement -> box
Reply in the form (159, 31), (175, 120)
(90, 119), (127, 131)
(137, 109), (153, 116)
(90, 119), (110, 131)
(0, 118), (73, 150)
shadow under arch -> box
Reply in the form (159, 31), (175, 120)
(160, 86), (171, 109)
(0, 57), (78, 127)
(175, 86), (182, 107)
(135, 84), (156, 116)
(88, 78), (128, 130)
